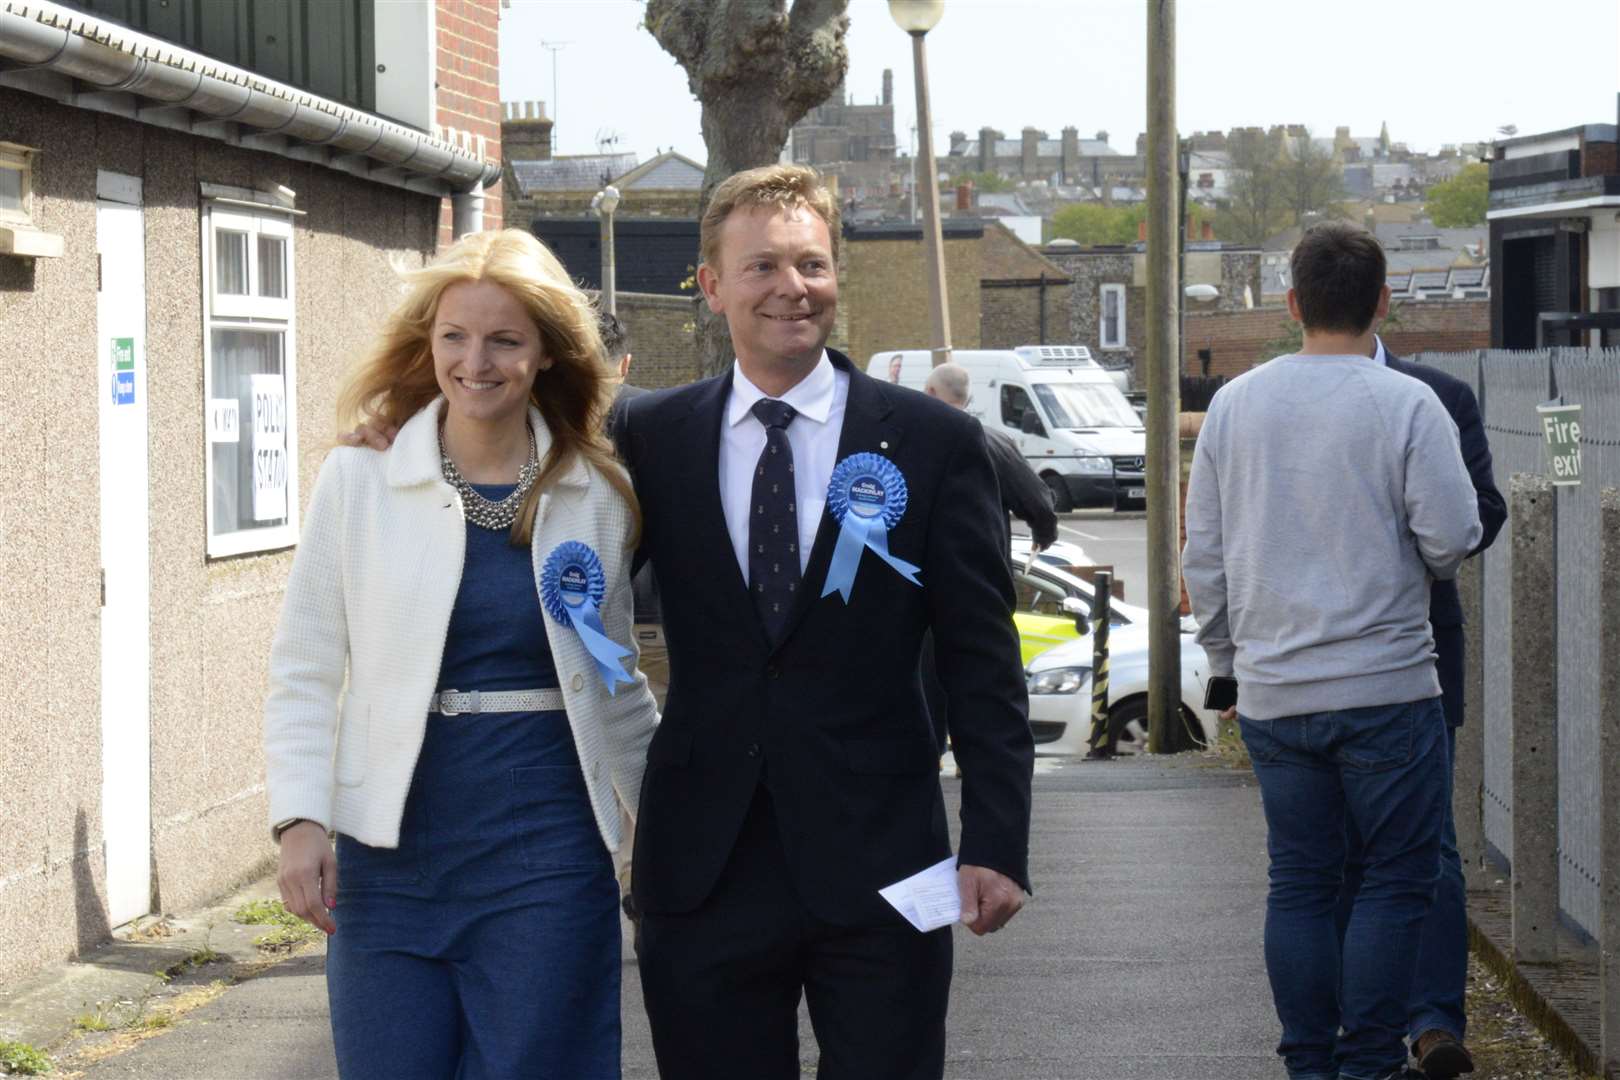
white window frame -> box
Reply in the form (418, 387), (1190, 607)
(0, 142), (35, 225)
(201, 200), (298, 557)
(1099, 283), (1127, 350)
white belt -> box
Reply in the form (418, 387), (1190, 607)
(428, 688), (566, 717)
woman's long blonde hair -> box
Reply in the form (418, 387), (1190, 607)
(337, 229), (639, 547)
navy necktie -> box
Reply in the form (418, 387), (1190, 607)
(749, 399), (801, 646)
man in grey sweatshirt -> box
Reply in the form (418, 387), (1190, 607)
(1182, 223), (1481, 1080)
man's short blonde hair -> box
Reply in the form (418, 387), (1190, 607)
(699, 164), (841, 271)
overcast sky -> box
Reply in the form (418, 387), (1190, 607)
(497, 0), (1619, 163)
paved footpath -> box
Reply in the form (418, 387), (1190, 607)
(64, 755), (1280, 1080)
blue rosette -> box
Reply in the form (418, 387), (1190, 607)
(821, 452), (922, 603)
(540, 541), (635, 693)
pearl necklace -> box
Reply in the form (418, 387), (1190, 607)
(439, 424), (540, 531)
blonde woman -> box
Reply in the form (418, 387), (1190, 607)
(263, 229), (656, 1078)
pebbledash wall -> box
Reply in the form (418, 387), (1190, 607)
(1184, 299), (1491, 378)
(0, 1), (502, 987)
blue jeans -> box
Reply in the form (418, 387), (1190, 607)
(1340, 725), (1467, 1046)
(1242, 698), (1446, 1080)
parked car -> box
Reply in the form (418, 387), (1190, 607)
(1009, 535), (1090, 573)
(1013, 557), (1218, 755)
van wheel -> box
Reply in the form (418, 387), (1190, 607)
(1042, 473), (1073, 513)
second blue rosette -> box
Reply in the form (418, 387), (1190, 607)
(540, 540), (635, 693)
(821, 452), (922, 602)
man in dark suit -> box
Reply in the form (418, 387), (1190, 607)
(614, 165), (1033, 1080)
(1339, 334), (1506, 1079)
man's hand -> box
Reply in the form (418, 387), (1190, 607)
(339, 421), (398, 451)
(1220, 707), (1237, 723)
(276, 821), (337, 935)
(958, 864), (1025, 936)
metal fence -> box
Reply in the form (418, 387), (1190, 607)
(1413, 344), (1620, 939)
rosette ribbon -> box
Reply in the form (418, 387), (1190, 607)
(540, 541), (635, 693)
(821, 452), (922, 603)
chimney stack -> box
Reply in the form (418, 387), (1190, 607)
(978, 127), (1000, 174)
(501, 100), (554, 161)
(1020, 127), (1041, 179)
(1061, 127), (1080, 186)
(882, 68), (893, 106)
(956, 183), (972, 212)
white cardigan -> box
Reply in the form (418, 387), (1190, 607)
(263, 398), (657, 854)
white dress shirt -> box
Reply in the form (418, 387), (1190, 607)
(719, 352), (850, 581)
(1372, 334), (1388, 365)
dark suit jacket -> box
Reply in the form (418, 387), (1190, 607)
(1386, 351), (1506, 725)
(984, 427), (1058, 573)
(614, 349), (1034, 926)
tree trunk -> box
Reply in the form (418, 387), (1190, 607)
(645, 0), (850, 377)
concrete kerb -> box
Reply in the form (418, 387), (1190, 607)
(0, 867), (305, 1068)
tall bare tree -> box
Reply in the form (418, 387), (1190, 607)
(1278, 133), (1345, 226)
(1216, 128), (1288, 246)
(645, 0), (851, 375)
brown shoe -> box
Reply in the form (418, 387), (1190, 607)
(1414, 1029), (1474, 1078)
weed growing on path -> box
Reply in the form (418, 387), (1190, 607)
(232, 898), (320, 952)
(0, 1040), (52, 1075)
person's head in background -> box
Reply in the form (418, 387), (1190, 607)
(923, 363), (971, 410)
(1286, 222), (1390, 356)
(887, 353), (903, 383)
(599, 310), (633, 384)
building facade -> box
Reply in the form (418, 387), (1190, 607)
(0, 0), (501, 986)
(1487, 117), (1620, 348)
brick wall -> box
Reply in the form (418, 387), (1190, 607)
(839, 234), (982, 365)
(436, 0), (503, 244)
(614, 292), (703, 390)
(1183, 300), (1490, 377)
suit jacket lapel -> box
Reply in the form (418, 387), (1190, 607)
(776, 353), (903, 649)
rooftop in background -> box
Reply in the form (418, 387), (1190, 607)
(611, 151), (705, 192)
(953, 136), (1118, 158)
(509, 153), (638, 197)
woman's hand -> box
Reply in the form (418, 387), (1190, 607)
(277, 821), (338, 935)
(338, 422), (397, 451)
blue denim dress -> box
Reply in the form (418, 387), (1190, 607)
(326, 485), (620, 1080)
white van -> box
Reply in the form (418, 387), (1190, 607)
(867, 345), (1146, 510)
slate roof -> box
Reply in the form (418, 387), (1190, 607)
(612, 151), (705, 191)
(953, 138), (1118, 158)
(510, 153), (638, 196)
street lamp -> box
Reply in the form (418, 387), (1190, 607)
(591, 184), (620, 315)
(889, 0), (951, 366)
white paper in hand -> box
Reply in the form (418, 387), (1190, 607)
(878, 854), (961, 932)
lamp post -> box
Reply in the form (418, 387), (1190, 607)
(591, 184), (620, 315)
(889, 0), (951, 367)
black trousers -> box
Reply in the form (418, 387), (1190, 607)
(637, 785), (953, 1080)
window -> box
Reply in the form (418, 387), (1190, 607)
(1099, 284), (1126, 349)
(202, 203), (297, 556)
(1032, 382), (1141, 430)
(0, 143), (33, 224)
(1000, 385), (1038, 431)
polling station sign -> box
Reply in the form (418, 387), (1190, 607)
(250, 374), (288, 521)
(1536, 401), (1582, 486)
